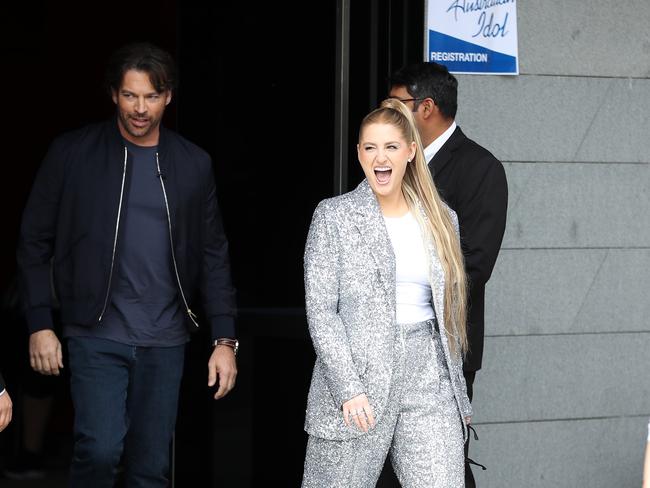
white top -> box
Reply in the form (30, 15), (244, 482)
(424, 121), (457, 164)
(383, 211), (435, 324)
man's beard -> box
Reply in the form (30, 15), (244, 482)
(119, 111), (156, 139)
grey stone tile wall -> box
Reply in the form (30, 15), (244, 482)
(502, 162), (650, 248)
(473, 334), (649, 423)
(518, 1), (650, 77)
(455, 76), (650, 164)
(471, 416), (648, 488)
(457, 5), (650, 487)
(486, 249), (650, 336)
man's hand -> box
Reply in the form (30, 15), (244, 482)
(29, 330), (63, 376)
(208, 345), (237, 400)
(0, 391), (12, 432)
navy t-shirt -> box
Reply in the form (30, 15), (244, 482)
(64, 140), (188, 346)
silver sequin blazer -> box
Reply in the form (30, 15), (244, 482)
(303, 179), (472, 441)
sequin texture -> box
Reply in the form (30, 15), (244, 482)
(302, 179), (471, 486)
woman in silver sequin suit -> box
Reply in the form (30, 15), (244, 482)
(302, 99), (472, 487)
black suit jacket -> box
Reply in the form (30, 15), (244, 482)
(0, 372), (4, 391)
(429, 126), (508, 372)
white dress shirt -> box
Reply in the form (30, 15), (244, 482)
(423, 121), (457, 164)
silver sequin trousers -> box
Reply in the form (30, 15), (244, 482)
(302, 319), (464, 488)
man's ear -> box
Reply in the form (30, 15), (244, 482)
(165, 90), (173, 106)
(420, 98), (438, 120)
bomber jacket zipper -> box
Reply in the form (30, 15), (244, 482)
(98, 147), (128, 322)
(156, 153), (199, 328)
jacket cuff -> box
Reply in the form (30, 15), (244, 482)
(461, 398), (473, 418)
(210, 315), (236, 342)
(25, 307), (54, 335)
(332, 381), (366, 409)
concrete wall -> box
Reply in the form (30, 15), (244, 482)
(455, 2), (650, 486)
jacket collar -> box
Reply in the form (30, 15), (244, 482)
(108, 115), (173, 182)
(108, 116), (170, 156)
(106, 117), (176, 219)
(348, 180), (447, 329)
(428, 126), (466, 176)
(350, 180), (396, 299)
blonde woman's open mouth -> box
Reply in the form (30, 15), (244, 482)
(374, 166), (392, 185)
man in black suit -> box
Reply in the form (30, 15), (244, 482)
(0, 372), (12, 432)
(390, 62), (508, 487)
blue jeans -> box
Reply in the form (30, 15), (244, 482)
(67, 337), (185, 488)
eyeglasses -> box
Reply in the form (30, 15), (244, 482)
(388, 97), (431, 112)
(390, 97), (426, 104)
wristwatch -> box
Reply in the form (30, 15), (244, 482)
(214, 338), (239, 356)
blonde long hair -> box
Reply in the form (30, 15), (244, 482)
(360, 98), (468, 356)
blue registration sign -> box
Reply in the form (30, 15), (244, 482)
(425, 0), (519, 75)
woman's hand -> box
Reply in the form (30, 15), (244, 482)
(0, 391), (12, 432)
(465, 416), (472, 425)
(343, 394), (375, 433)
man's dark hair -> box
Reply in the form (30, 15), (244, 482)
(390, 62), (458, 120)
(105, 42), (176, 94)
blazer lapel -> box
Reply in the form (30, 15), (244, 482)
(426, 235), (446, 329)
(351, 181), (395, 299)
(417, 202), (458, 368)
(414, 202), (446, 324)
(428, 126), (466, 177)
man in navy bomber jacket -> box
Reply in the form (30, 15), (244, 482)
(17, 42), (238, 488)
